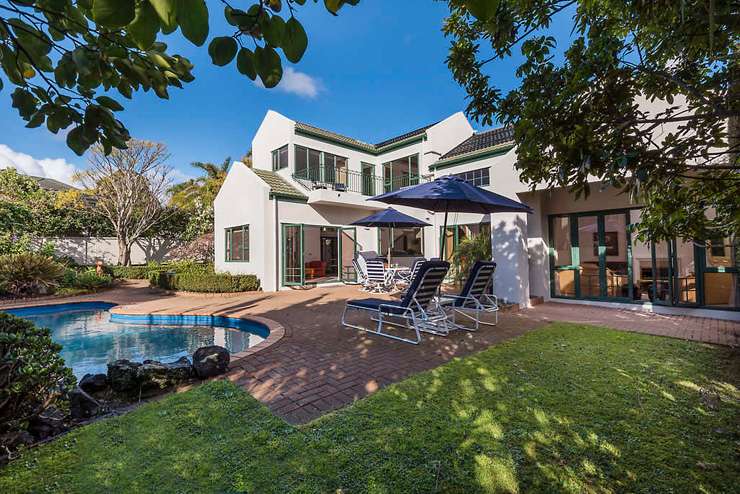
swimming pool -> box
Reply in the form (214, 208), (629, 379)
(4, 302), (269, 379)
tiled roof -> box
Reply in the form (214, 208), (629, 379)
(30, 176), (77, 191)
(294, 120), (438, 153)
(295, 122), (375, 153)
(439, 126), (515, 160)
(251, 168), (307, 200)
(373, 122), (439, 148)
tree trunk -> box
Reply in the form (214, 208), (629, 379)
(117, 237), (131, 266)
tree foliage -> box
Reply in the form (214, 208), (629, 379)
(0, 168), (111, 250)
(444, 0), (739, 242)
(76, 138), (174, 265)
(0, 0), (360, 155)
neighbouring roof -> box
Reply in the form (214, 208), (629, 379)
(251, 168), (307, 201)
(294, 120), (438, 154)
(30, 175), (77, 192)
(439, 126), (515, 160)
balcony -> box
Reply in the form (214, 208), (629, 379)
(292, 165), (424, 196)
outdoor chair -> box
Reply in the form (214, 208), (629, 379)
(437, 261), (498, 330)
(397, 258), (426, 288)
(341, 260), (451, 344)
(353, 258), (368, 287)
(363, 259), (393, 293)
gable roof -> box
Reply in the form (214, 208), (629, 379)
(439, 126), (515, 160)
(294, 120), (438, 155)
(251, 168), (307, 201)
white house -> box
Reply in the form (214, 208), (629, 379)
(214, 110), (739, 321)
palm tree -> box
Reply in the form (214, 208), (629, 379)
(168, 157), (231, 210)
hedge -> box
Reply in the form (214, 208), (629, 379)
(111, 262), (211, 280)
(150, 272), (260, 293)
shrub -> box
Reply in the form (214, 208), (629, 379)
(0, 313), (76, 436)
(112, 261), (211, 280)
(152, 272), (260, 293)
(70, 269), (113, 291)
(0, 253), (66, 296)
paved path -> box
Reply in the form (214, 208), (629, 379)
(2, 282), (738, 423)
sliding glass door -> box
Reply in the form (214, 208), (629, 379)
(550, 211), (632, 301)
(550, 209), (738, 311)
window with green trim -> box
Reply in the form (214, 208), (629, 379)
(272, 145), (288, 170)
(383, 154), (419, 192)
(225, 225), (249, 261)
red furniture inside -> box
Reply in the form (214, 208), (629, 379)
(304, 261), (327, 279)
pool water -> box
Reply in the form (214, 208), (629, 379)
(6, 303), (268, 379)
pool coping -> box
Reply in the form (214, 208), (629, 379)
(108, 306), (286, 365)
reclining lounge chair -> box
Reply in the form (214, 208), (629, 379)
(341, 261), (451, 344)
(438, 260), (499, 330)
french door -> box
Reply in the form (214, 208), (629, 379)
(282, 224), (358, 286)
(282, 224), (304, 286)
(549, 211), (632, 301)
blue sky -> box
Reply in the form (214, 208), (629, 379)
(0, 0), (571, 185)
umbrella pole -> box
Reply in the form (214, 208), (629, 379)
(440, 209), (449, 260)
(387, 226), (392, 267)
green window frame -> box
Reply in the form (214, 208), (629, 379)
(382, 154), (419, 192)
(272, 145), (289, 171)
(225, 225), (250, 262)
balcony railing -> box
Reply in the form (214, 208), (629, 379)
(292, 165), (425, 196)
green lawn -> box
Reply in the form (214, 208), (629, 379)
(1, 323), (738, 493)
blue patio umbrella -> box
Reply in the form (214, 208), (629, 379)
(351, 207), (430, 265)
(370, 176), (533, 258)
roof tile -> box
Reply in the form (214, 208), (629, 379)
(439, 127), (515, 160)
(251, 168), (307, 200)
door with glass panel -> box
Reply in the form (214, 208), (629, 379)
(338, 228), (358, 282)
(702, 237), (739, 308)
(282, 224), (303, 286)
(550, 212), (631, 300)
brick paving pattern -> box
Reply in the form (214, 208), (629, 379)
(2, 281), (737, 423)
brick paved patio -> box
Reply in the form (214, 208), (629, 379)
(2, 281), (738, 423)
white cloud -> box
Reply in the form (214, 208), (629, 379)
(0, 144), (80, 186)
(255, 67), (324, 99)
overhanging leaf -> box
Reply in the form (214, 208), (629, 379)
(208, 37), (237, 66)
(177, 0), (209, 46)
(92, 0), (136, 28)
(236, 48), (257, 80)
(282, 17), (307, 63)
(255, 45), (282, 88)
(128, 2), (160, 50)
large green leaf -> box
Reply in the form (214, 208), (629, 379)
(92, 0), (136, 28)
(264, 15), (286, 48)
(95, 96), (124, 111)
(128, 2), (160, 50)
(236, 48), (257, 80)
(177, 0), (209, 46)
(282, 17), (307, 63)
(150, 0), (178, 32)
(464, 0), (499, 21)
(208, 37), (237, 66)
(255, 45), (282, 88)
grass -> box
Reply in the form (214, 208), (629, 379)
(1, 323), (738, 493)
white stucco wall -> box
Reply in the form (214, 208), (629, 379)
(33, 237), (182, 265)
(214, 162), (271, 287)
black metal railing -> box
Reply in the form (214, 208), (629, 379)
(292, 165), (425, 196)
